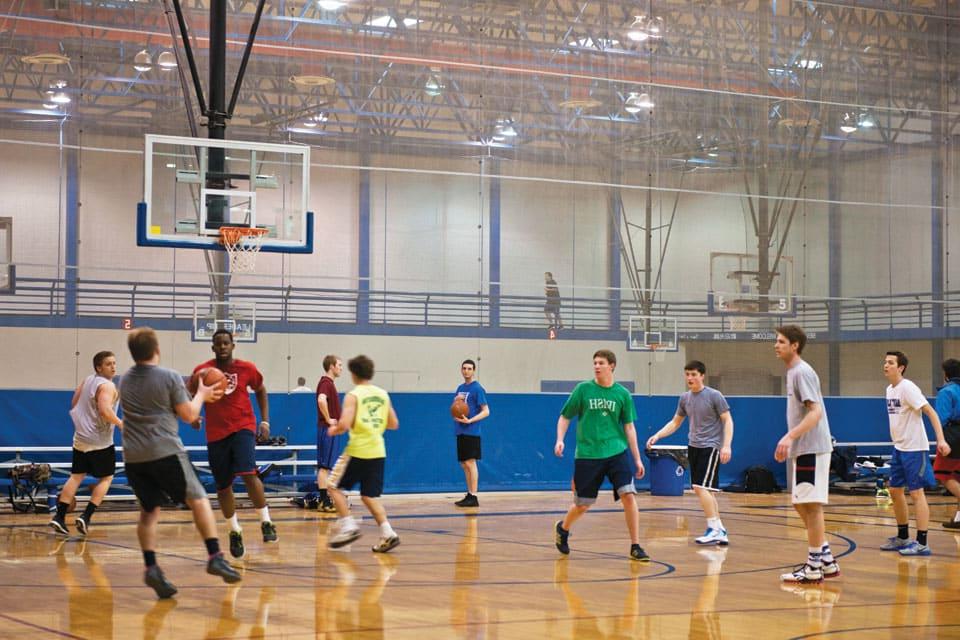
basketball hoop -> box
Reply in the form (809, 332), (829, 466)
(219, 227), (269, 273)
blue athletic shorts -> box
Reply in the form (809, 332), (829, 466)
(889, 448), (935, 491)
(208, 429), (258, 490)
(572, 450), (637, 505)
(317, 426), (344, 470)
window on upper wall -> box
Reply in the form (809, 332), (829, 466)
(0, 217), (13, 293)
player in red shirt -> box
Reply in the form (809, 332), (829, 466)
(193, 329), (277, 558)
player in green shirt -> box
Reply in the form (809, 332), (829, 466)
(553, 349), (649, 561)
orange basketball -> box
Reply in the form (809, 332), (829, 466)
(451, 396), (469, 419)
(190, 367), (228, 402)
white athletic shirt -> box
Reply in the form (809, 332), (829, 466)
(886, 378), (930, 452)
(69, 374), (117, 452)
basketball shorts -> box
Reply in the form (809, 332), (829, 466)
(688, 445), (721, 491)
(71, 445), (116, 478)
(317, 425), (343, 470)
(934, 452), (960, 481)
(788, 452), (830, 504)
(126, 451), (206, 511)
(572, 450), (636, 506)
(329, 455), (385, 498)
(457, 434), (482, 462)
(889, 449), (935, 491)
(208, 429), (258, 490)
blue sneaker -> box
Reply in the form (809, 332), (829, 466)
(695, 527), (729, 546)
(898, 541), (932, 556)
(880, 536), (910, 551)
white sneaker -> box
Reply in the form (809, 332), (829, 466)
(695, 527), (729, 546)
(780, 563), (823, 584)
(328, 527), (362, 549)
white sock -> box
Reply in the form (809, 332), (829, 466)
(339, 515), (357, 532)
(258, 506), (271, 523)
(707, 517), (723, 531)
(379, 521), (396, 538)
(821, 542), (835, 563)
(227, 514), (242, 533)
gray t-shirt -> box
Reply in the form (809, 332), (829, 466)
(785, 359), (833, 456)
(677, 386), (730, 449)
(118, 364), (191, 463)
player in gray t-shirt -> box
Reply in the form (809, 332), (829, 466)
(119, 327), (241, 599)
(647, 360), (733, 547)
(774, 325), (839, 585)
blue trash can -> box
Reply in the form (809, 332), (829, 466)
(646, 448), (687, 496)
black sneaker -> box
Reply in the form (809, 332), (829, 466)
(49, 518), (69, 536)
(144, 565), (178, 599)
(289, 496), (307, 508)
(454, 494), (479, 507)
(75, 515), (89, 536)
(943, 520), (960, 530)
(630, 544), (650, 562)
(229, 530), (245, 558)
(206, 553), (242, 583)
(554, 520), (570, 555)
(262, 521), (278, 543)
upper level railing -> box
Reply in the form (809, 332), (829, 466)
(2, 268), (959, 339)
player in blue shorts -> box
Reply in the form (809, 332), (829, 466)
(880, 351), (951, 555)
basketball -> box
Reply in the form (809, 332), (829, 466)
(451, 396), (469, 419)
(189, 367), (228, 402)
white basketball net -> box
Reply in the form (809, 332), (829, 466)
(220, 227), (268, 273)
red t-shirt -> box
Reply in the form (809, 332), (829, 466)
(194, 359), (263, 443)
(316, 375), (341, 428)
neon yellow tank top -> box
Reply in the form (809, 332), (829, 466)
(345, 383), (390, 458)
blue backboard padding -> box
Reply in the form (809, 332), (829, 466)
(136, 203), (314, 254)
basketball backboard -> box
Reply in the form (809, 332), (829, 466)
(137, 134), (313, 254)
(0, 217), (13, 294)
(707, 252), (795, 316)
(627, 315), (679, 352)
(193, 301), (256, 342)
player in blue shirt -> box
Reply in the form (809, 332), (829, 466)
(453, 359), (490, 507)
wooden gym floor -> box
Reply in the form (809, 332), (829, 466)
(1, 491), (959, 639)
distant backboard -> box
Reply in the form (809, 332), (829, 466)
(138, 134), (313, 254)
(193, 301), (256, 342)
(0, 217), (12, 294)
(707, 252), (795, 316)
(627, 315), (679, 352)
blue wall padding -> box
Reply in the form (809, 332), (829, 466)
(0, 390), (899, 493)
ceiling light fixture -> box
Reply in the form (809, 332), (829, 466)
(624, 91), (654, 113)
(858, 112), (875, 128)
(424, 72), (444, 97)
(366, 15), (420, 28)
(839, 112), (857, 134)
(50, 91), (71, 104)
(289, 74), (336, 87)
(156, 51), (178, 70)
(626, 15), (664, 42)
(494, 118), (517, 137)
(796, 58), (822, 70)
(317, 0), (346, 9)
(133, 49), (153, 72)
(22, 53), (70, 66)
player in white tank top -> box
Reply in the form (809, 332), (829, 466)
(50, 352), (123, 536)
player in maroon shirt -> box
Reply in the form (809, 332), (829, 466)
(193, 329), (277, 558)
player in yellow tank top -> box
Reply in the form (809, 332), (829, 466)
(344, 383), (390, 459)
(326, 355), (401, 553)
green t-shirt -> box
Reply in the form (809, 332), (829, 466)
(560, 380), (636, 459)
